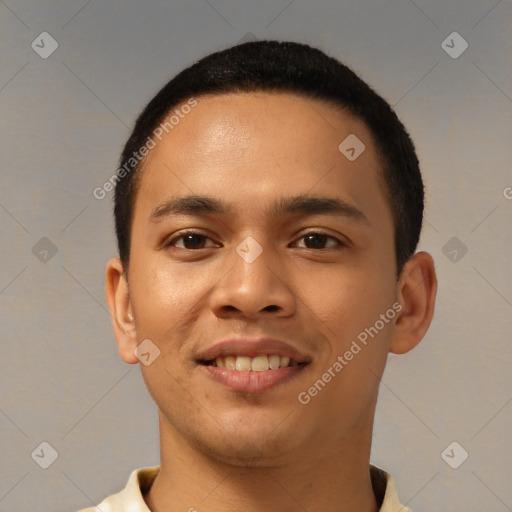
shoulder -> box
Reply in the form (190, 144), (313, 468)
(370, 464), (413, 512)
(76, 466), (160, 512)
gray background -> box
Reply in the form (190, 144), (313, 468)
(1, 1), (511, 510)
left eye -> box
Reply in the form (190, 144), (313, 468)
(293, 233), (343, 250)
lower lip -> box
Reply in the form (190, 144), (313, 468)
(201, 364), (308, 393)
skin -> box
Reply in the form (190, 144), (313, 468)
(106, 92), (437, 512)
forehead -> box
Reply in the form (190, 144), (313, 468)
(134, 91), (390, 227)
(147, 92), (372, 166)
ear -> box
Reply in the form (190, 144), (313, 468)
(390, 251), (437, 354)
(105, 257), (139, 364)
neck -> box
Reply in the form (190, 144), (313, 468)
(144, 410), (379, 512)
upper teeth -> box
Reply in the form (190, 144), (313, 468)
(214, 355), (299, 371)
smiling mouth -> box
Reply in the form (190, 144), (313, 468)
(199, 354), (309, 371)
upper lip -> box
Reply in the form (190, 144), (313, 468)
(196, 337), (312, 363)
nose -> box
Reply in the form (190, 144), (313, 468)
(209, 238), (296, 321)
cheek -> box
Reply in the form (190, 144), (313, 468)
(303, 275), (394, 418)
(129, 256), (214, 336)
(131, 254), (213, 302)
(308, 267), (396, 355)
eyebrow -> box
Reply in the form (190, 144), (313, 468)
(149, 194), (369, 225)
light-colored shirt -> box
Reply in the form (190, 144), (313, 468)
(78, 464), (411, 512)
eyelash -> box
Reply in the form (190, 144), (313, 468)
(165, 229), (346, 250)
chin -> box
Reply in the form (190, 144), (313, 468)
(194, 426), (296, 467)
(205, 443), (283, 468)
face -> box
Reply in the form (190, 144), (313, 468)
(119, 92), (401, 465)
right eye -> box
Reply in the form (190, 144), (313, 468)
(165, 231), (219, 250)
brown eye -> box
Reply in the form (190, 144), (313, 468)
(295, 232), (343, 250)
(166, 232), (217, 250)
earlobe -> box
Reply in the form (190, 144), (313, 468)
(389, 251), (437, 355)
(105, 258), (139, 364)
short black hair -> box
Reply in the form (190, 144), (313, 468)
(114, 40), (424, 276)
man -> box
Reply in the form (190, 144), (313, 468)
(82, 40), (437, 511)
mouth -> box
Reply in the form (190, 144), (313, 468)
(195, 337), (312, 393)
(197, 353), (310, 393)
(199, 354), (308, 371)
